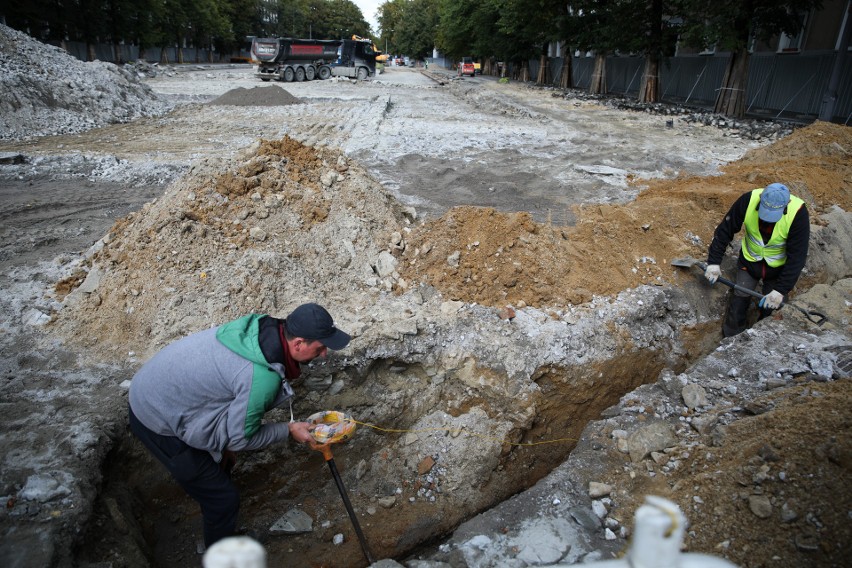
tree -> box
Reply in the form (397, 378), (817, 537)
(393, 0), (439, 60)
(675, 0), (824, 118)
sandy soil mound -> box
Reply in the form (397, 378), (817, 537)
(52, 137), (408, 357)
(399, 122), (852, 307)
(208, 85), (303, 106)
(0, 24), (172, 140)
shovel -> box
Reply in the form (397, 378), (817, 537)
(671, 257), (827, 326)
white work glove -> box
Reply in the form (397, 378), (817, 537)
(704, 264), (721, 284)
(759, 290), (784, 310)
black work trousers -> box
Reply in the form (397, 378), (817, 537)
(128, 406), (239, 547)
(722, 267), (777, 338)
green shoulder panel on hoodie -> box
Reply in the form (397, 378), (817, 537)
(216, 314), (282, 438)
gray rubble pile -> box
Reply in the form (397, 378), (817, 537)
(0, 24), (173, 141)
(546, 86), (796, 141)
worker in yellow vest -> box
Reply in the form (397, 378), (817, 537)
(704, 183), (810, 337)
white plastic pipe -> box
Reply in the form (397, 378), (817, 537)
(202, 536), (267, 568)
(586, 496), (738, 568)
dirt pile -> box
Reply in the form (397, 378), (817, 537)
(52, 136), (409, 358)
(208, 85), (303, 106)
(0, 24), (172, 141)
(398, 121), (852, 308)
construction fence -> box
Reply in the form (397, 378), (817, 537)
(524, 52), (852, 124)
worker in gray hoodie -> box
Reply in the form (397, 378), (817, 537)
(128, 303), (351, 548)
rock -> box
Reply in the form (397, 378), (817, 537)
(627, 421), (678, 463)
(18, 473), (71, 503)
(378, 496), (396, 509)
(418, 455), (436, 475)
(447, 250), (460, 268)
(748, 495), (773, 518)
(682, 383), (709, 409)
(249, 227), (267, 242)
(269, 508), (313, 533)
(375, 251), (398, 277)
(588, 482), (612, 498)
(332, 533), (344, 545)
(569, 506), (601, 530)
(591, 500), (608, 518)
(690, 414), (718, 435)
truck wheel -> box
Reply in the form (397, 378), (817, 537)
(305, 66), (316, 81)
(318, 66), (331, 80)
(261, 77), (271, 82)
(295, 67), (305, 82)
(283, 67), (295, 82)
(356, 67), (368, 81)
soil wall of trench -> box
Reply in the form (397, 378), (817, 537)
(45, 123), (852, 567)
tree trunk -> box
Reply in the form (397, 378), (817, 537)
(160, 47), (169, 64)
(639, 0), (663, 103)
(519, 59), (530, 82)
(86, 42), (96, 62)
(639, 55), (660, 103)
(714, 48), (749, 118)
(536, 54), (549, 85)
(589, 53), (607, 94)
(559, 44), (573, 89)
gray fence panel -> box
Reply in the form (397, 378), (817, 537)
(748, 53), (834, 118)
(573, 57), (595, 89)
(606, 56), (644, 96)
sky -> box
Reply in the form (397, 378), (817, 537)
(354, 0), (382, 34)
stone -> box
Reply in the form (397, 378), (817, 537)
(375, 251), (398, 277)
(627, 422), (678, 463)
(682, 383), (709, 409)
(378, 496), (396, 509)
(588, 482), (612, 498)
(748, 495), (773, 518)
(569, 506), (601, 530)
(269, 508), (313, 533)
(418, 455), (436, 475)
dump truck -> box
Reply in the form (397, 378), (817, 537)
(251, 37), (377, 82)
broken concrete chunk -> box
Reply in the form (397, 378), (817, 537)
(626, 421), (678, 463)
(375, 251), (398, 277)
(447, 250), (460, 267)
(682, 383), (709, 409)
(269, 508), (313, 534)
(588, 482), (613, 498)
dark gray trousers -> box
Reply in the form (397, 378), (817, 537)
(128, 406), (239, 547)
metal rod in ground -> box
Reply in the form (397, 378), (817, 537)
(326, 457), (375, 564)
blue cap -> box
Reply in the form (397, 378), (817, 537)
(285, 303), (351, 350)
(758, 183), (790, 223)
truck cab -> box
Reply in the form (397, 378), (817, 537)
(458, 57), (475, 77)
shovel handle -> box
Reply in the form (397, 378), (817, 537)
(696, 262), (827, 325)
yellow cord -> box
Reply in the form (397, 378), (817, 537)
(351, 419), (578, 447)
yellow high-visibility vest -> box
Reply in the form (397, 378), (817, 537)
(741, 188), (804, 267)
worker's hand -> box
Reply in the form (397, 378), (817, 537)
(288, 421), (316, 445)
(759, 290), (784, 310)
(704, 264), (721, 284)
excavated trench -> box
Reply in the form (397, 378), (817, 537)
(73, 282), (730, 567)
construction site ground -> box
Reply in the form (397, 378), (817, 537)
(0, 33), (850, 568)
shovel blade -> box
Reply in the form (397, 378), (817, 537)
(671, 257), (699, 267)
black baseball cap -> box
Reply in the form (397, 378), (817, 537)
(285, 303), (351, 350)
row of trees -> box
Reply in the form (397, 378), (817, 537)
(2, 0), (371, 63)
(378, 0), (823, 118)
(3, 1), (823, 117)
